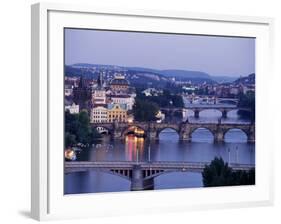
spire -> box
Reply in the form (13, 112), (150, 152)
(97, 72), (104, 89)
(78, 76), (84, 88)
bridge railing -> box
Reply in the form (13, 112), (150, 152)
(65, 161), (254, 168)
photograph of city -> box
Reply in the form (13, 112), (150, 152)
(64, 28), (255, 194)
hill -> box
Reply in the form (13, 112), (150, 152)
(65, 63), (244, 86)
(233, 73), (255, 85)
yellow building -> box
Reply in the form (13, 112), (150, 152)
(107, 103), (127, 123)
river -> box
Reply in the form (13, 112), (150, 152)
(65, 107), (255, 194)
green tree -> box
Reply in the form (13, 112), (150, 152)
(133, 99), (159, 122)
(202, 157), (234, 187)
(171, 95), (184, 107)
(65, 132), (77, 147)
(202, 157), (255, 187)
(231, 168), (255, 185)
(135, 88), (184, 108)
(238, 91), (255, 121)
(64, 110), (101, 148)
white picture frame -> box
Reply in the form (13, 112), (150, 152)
(31, 2), (274, 221)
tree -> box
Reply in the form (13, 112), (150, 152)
(238, 91), (255, 121)
(171, 95), (184, 107)
(65, 132), (76, 147)
(135, 88), (184, 108)
(231, 168), (255, 185)
(64, 110), (101, 148)
(202, 157), (255, 187)
(133, 99), (159, 122)
(202, 157), (234, 187)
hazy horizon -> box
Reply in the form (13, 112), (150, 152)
(65, 28), (255, 77)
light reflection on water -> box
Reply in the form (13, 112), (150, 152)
(65, 127), (255, 194)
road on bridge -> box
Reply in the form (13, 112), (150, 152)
(65, 161), (255, 173)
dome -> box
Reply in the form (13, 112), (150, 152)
(110, 76), (129, 86)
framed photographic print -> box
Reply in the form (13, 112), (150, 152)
(31, 2), (274, 221)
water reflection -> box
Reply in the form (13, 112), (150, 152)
(125, 135), (145, 161)
(65, 104), (255, 194)
(74, 128), (255, 164)
(65, 128), (255, 194)
(191, 128), (214, 142)
(224, 129), (247, 143)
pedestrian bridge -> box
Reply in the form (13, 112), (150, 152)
(91, 121), (255, 142)
(65, 161), (255, 190)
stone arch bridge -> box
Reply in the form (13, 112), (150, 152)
(161, 106), (250, 119)
(91, 121), (255, 142)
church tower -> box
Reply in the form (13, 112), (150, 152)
(91, 72), (106, 106)
(97, 72), (104, 89)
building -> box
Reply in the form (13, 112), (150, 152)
(65, 76), (80, 88)
(109, 95), (135, 110)
(90, 106), (108, 123)
(92, 89), (106, 105)
(229, 87), (240, 96)
(142, 88), (163, 96)
(242, 85), (255, 94)
(65, 84), (73, 96)
(91, 72), (107, 106)
(107, 103), (127, 123)
(109, 74), (129, 92)
(65, 101), (79, 114)
(73, 76), (91, 110)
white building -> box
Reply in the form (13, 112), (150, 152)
(65, 102), (79, 114)
(182, 86), (196, 91)
(229, 87), (240, 95)
(142, 88), (162, 96)
(64, 84), (73, 96)
(110, 95), (135, 110)
(90, 106), (108, 123)
(242, 85), (255, 94)
(92, 89), (106, 105)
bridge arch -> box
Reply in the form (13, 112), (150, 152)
(157, 127), (180, 140)
(225, 109), (239, 118)
(223, 128), (249, 142)
(217, 99), (238, 105)
(190, 127), (215, 142)
(121, 125), (147, 139)
(93, 126), (112, 135)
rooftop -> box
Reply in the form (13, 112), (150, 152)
(110, 75), (129, 86)
(107, 103), (127, 110)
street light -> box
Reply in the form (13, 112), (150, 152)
(228, 148), (231, 165)
(148, 145), (151, 163)
(235, 146), (239, 164)
(136, 147), (139, 164)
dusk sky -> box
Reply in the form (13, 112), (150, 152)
(65, 28), (255, 77)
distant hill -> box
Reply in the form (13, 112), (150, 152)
(233, 73), (255, 85)
(160, 69), (210, 79)
(65, 63), (242, 86)
(127, 68), (215, 84)
(211, 76), (237, 83)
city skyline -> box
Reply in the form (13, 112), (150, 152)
(65, 28), (255, 77)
